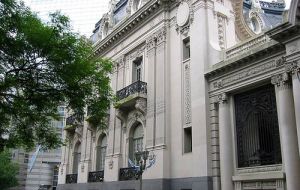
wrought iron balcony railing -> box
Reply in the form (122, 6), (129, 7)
(66, 174), (77, 184)
(66, 114), (84, 126)
(119, 167), (138, 181)
(116, 81), (147, 100)
(88, 170), (104, 182)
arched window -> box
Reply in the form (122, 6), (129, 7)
(73, 142), (81, 174)
(132, 0), (142, 13)
(96, 135), (107, 171)
(129, 124), (143, 164)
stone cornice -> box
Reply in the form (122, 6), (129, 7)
(205, 34), (284, 78)
(93, 0), (174, 57)
(267, 22), (300, 44)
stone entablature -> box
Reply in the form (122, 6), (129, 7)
(93, 0), (174, 56)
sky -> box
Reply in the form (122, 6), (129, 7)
(22, 0), (110, 37)
(22, 0), (291, 37)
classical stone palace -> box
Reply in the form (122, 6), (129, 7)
(57, 0), (300, 190)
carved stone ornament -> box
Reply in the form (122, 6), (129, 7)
(75, 126), (83, 139)
(271, 73), (289, 86)
(116, 109), (127, 122)
(109, 159), (113, 169)
(135, 98), (147, 115)
(175, 0), (194, 34)
(217, 93), (228, 104)
(81, 164), (84, 173)
(285, 60), (300, 75)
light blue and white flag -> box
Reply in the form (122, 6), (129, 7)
(28, 145), (41, 173)
(128, 158), (140, 171)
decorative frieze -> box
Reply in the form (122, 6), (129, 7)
(225, 34), (270, 59)
(236, 165), (282, 174)
(212, 59), (280, 90)
(184, 63), (192, 124)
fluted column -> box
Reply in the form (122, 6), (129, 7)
(218, 93), (234, 190)
(286, 61), (300, 155)
(272, 73), (300, 190)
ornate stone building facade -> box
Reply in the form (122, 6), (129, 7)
(57, 0), (300, 190)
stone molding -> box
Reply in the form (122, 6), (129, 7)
(236, 165), (282, 174)
(94, 0), (173, 56)
(225, 34), (270, 59)
(135, 98), (147, 115)
(211, 57), (284, 91)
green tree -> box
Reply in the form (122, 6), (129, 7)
(0, 0), (113, 151)
(0, 150), (19, 189)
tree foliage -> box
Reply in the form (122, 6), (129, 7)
(0, 0), (113, 151)
(0, 150), (19, 189)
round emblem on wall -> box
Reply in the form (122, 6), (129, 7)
(176, 2), (190, 27)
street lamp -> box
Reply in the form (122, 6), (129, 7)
(135, 150), (149, 190)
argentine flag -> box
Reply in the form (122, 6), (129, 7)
(28, 145), (41, 173)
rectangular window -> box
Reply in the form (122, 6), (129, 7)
(234, 84), (282, 167)
(24, 154), (29, 163)
(183, 37), (190, 61)
(132, 57), (143, 82)
(184, 127), (192, 153)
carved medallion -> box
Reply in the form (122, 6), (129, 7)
(176, 2), (190, 27)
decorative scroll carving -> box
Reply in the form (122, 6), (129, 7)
(116, 110), (127, 122)
(184, 63), (192, 124)
(135, 98), (147, 115)
(217, 14), (226, 49)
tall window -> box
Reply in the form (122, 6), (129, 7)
(52, 166), (59, 190)
(234, 84), (282, 167)
(129, 124), (143, 164)
(96, 135), (107, 171)
(73, 142), (81, 174)
(132, 57), (142, 82)
(183, 37), (190, 61)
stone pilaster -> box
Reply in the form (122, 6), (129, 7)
(272, 73), (300, 190)
(285, 61), (300, 155)
(58, 131), (69, 184)
(218, 93), (234, 190)
(145, 34), (156, 148)
(77, 124), (92, 183)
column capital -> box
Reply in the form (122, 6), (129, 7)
(285, 60), (300, 76)
(217, 93), (228, 104)
(271, 73), (292, 89)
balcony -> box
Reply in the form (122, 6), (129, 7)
(115, 81), (147, 112)
(88, 170), (104, 182)
(66, 174), (77, 184)
(119, 167), (139, 181)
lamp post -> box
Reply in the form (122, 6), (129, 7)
(135, 150), (149, 190)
